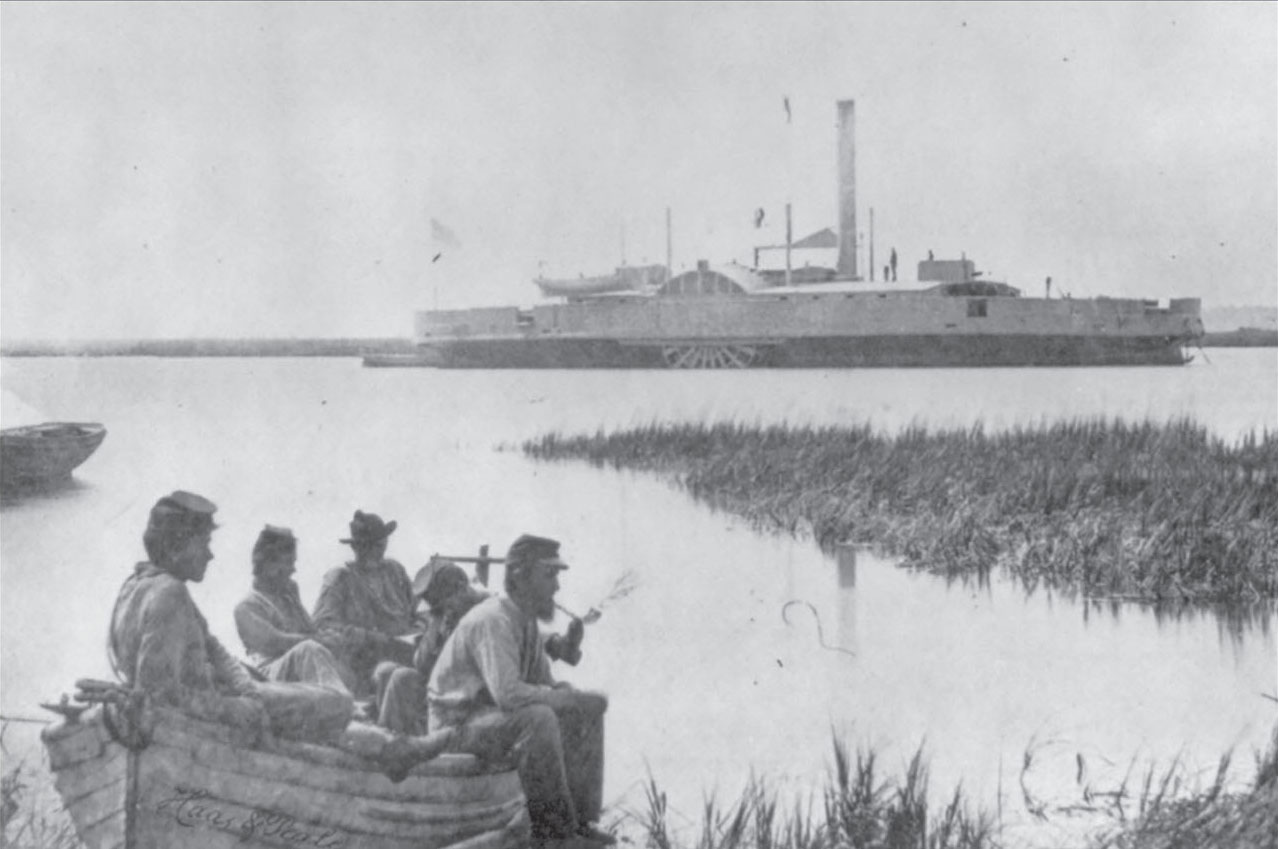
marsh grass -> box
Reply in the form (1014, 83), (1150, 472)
(524, 419), (1277, 603)
(631, 738), (998, 849)
(0, 722), (80, 849)
(0, 764), (79, 849)
(1086, 724), (1278, 849)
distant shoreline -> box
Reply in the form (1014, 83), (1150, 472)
(0, 338), (418, 358)
(1, 330), (1273, 358)
(1200, 328), (1278, 348)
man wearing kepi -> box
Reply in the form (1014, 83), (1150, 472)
(313, 510), (417, 697)
(428, 534), (613, 847)
(110, 492), (458, 781)
(110, 493), (352, 743)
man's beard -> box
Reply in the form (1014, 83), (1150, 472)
(536, 598), (556, 622)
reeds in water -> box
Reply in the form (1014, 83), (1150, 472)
(524, 419), (1278, 603)
(633, 737), (997, 849)
(1087, 724), (1278, 849)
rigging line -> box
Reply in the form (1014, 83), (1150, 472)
(781, 600), (855, 658)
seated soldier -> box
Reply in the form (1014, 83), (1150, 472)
(312, 510), (417, 697)
(374, 558), (489, 735)
(375, 558), (587, 736)
(428, 534), (613, 846)
(110, 491), (457, 781)
(234, 525), (353, 692)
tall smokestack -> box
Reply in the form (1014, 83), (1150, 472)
(836, 99), (858, 279)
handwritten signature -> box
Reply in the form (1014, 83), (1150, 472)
(156, 787), (347, 847)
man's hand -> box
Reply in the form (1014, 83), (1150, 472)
(568, 689), (608, 716)
(210, 694), (271, 747)
(566, 617), (584, 646)
(546, 618), (585, 666)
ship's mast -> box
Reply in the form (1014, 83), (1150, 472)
(666, 207), (672, 280)
(785, 204), (793, 287)
(836, 99), (858, 280)
(869, 207), (875, 282)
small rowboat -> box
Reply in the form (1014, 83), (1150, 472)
(1, 422), (106, 485)
(41, 702), (529, 849)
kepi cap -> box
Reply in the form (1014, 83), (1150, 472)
(253, 524), (296, 557)
(505, 534), (570, 571)
(147, 490), (218, 534)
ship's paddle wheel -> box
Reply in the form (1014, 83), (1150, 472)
(661, 344), (759, 368)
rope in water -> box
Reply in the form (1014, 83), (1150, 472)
(781, 600), (856, 658)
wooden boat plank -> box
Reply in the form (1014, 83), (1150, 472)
(44, 708), (530, 849)
(78, 809), (125, 849)
(151, 723), (513, 803)
(59, 768), (126, 812)
(133, 770), (526, 849)
(150, 708), (493, 776)
(66, 780), (127, 835)
(43, 720), (112, 770)
(52, 746), (127, 801)
(138, 746), (523, 840)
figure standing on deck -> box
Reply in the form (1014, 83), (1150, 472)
(890, 247), (898, 282)
(234, 524), (353, 692)
(429, 534), (613, 847)
(313, 511), (417, 696)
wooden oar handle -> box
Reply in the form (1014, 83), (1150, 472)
(431, 546), (504, 587)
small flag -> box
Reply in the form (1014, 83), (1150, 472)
(430, 218), (460, 249)
(783, 96), (791, 124)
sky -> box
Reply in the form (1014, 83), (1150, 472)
(2, 0), (1275, 340)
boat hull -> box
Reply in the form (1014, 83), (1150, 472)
(416, 333), (1192, 369)
(42, 707), (529, 849)
(1, 422), (106, 483)
(413, 293), (1202, 369)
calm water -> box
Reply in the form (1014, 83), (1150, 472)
(2, 350), (1275, 848)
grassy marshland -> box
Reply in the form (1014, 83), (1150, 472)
(5, 720), (1274, 849)
(524, 419), (1277, 603)
(634, 740), (997, 849)
(627, 727), (1278, 849)
(1087, 723), (1278, 849)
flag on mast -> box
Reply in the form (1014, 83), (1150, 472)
(430, 218), (460, 249)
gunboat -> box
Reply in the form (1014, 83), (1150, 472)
(409, 100), (1203, 369)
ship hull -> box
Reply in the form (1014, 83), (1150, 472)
(417, 333), (1191, 369)
(413, 293), (1201, 369)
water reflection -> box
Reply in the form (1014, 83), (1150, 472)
(1080, 596), (1276, 647)
(836, 543), (858, 654)
(0, 476), (93, 508)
